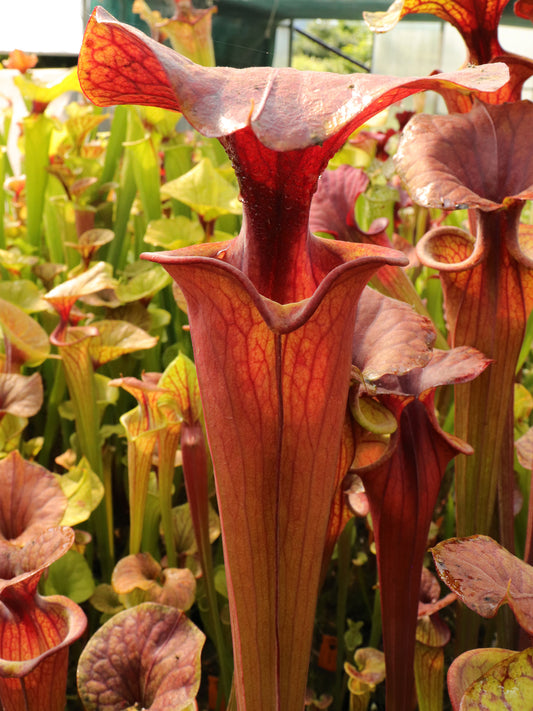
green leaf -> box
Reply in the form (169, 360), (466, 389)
(144, 216), (205, 249)
(139, 105), (181, 137)
(171, 502), (220, 556)
(115, 265), (171, 303)
(43, 549), (96, 603)
(124, 108), (162, 222)
(517, 307), (533, 373)
(56, 456), (105, 526)
(0, 243), (35, 265)
(163, 141), (194, 182)
(14, 66), (81, 104)
(0, 413), (27, 456)
(213, 564), (228, 599)
(148, 305), (172, 331)
(161, 157), (242, 221)
(90, 583), (125, 616)
(0, 279), (49, 312)
(344, 619), (364, 653)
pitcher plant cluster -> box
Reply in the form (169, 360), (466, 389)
(1, 0), (533, 709)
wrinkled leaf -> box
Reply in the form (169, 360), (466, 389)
(153, 568), (196, 610)
(432, 535), (533, 633)
(447, 647), (516, 711)
(363, 0), (506, 40)
(396, 101), (533, 212)
(459, 647), (533, 710)
(77, 602), (205, 711)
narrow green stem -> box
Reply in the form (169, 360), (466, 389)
(334, 519), (353, 711)
(23, 114), (53, 250)
(157, 427), (181, 568)
(102, 445), (116, 564)
(368, 584), (382, 651)
(201, 532), (233, 702)
(99, 105), (128, 187)
(38, 360), (66, 468)
(56, 333), (113, 577)
(181, 423), (233, 699)
(106, 133), (136, 270)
